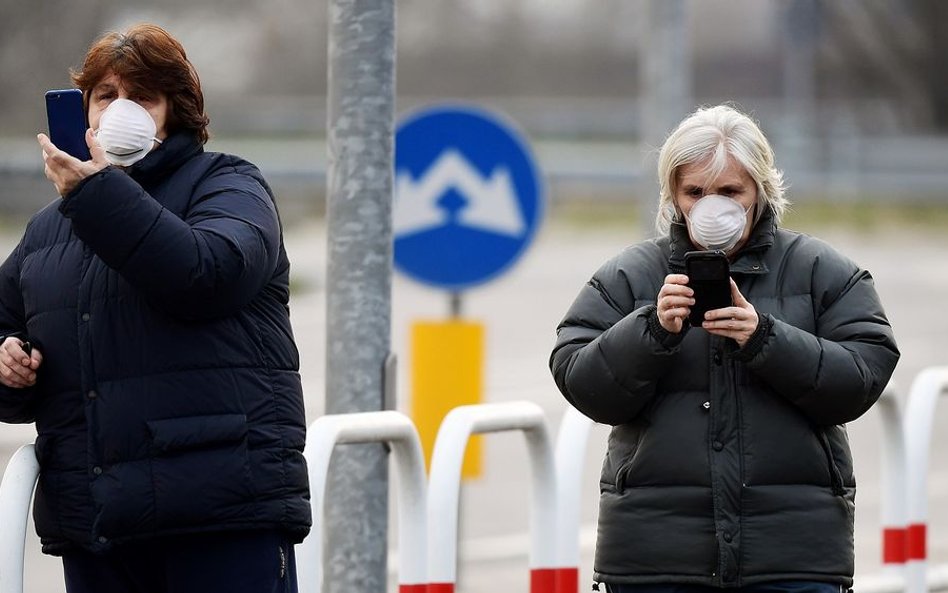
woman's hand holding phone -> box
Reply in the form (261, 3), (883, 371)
(702, 279), (759, 347)
(657, 274), (759, 346)
(37, 129), (109, 197)
(0, 337), (43, 389)
(656, 273), (694, 334)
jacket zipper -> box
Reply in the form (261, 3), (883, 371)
(588, 278), (624, 314)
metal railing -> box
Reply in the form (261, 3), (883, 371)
(426, 401), (558, 593)
(5, 368), (948, 592)
(0, 446), (38, 593)
(298, 411), (427, 593)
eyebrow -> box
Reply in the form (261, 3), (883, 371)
(679, 181), (747, 195)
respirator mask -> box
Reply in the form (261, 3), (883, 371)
(682, 194), (753, 252)
(95, 98), (161, 167)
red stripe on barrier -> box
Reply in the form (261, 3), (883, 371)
(398, 585), (428, 593)
(427, 584), (455, 593)
(907, 523), (927, 560)
(531, 568), (556, 593)
(882, 527), (907, 564)
(554, 567), (580, 593)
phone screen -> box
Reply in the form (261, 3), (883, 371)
(45, 89), (91, 161)
(685, 251), (732, 327)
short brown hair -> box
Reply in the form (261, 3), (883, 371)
(71, 23), (210, 144)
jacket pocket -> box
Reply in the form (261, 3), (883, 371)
(814, 427), (845, 496)
(614, 443), (641, 492)
(145, 414), (256, 529)
(147, 414), (248, 455)
(615, 461), (632, 492)
(604, 422), (647, 492)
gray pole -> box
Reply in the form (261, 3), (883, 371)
(779, 0), (819, 185)
(324, 1), (395, 592)
(639, 0), (691, 239)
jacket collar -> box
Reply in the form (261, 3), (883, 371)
(668, 204), (777, 275)
(126, 132), (204, 187)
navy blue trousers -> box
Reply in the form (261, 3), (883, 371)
(62, 530), (298, 593)
(606, 582), (845, 593)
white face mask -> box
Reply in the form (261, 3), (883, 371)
(683, 194), (753, 252)
(95, 98), (161, 166)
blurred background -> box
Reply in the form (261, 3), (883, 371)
(2, 1), (948, 591)
(1, 0), (947, 219)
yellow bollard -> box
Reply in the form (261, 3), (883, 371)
(410, 320), (483, 478)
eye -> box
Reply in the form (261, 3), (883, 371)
(686, 188), (703, 197)
(96, 91), (116, 102)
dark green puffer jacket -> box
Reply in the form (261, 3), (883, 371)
(550, 208), (899, 587)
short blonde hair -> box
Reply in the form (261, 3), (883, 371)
(654, 104), (788, 234)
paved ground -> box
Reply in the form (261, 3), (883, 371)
(2, 215), (948, 592)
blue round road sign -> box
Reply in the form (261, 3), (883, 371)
(393, 105), (545, 291)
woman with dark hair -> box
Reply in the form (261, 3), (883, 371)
(0, 23), (310, 593)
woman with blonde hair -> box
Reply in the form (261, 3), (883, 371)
(551, 104), (898, 592)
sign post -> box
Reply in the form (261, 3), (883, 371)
(324, 0), (394, 590)
(394, 105), (544, 476)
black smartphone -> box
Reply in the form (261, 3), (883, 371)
(684, 250), (732, 327)
(45, 89), (91, 161)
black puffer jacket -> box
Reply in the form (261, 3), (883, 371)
(0, 133), (310, 555)
(550, 208), (899, 587)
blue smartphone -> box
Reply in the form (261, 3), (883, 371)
(45, 89), (91, 161)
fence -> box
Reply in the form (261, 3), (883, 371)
(552, 402), (597, 593)
(903, 368), (948, 593)
(0, 446), (39, 593)
(427, 402), (557, 593)
(297, 411), (428, 593)
(3, 366), (948, 592)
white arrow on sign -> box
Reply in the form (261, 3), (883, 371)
(394, 149), (526, 238)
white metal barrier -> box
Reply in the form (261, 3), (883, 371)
(553, 407), (595, 593)
(857, 372), (948, 593)
(426, 401), (557, 593)
(878, 385), (909, 574)
(854, 384), (909, 593)
(0, 445), (39, 593)
(904, 367), (948, 593)
(298, 411), (428, 593)
(6, 368), (948, 593)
